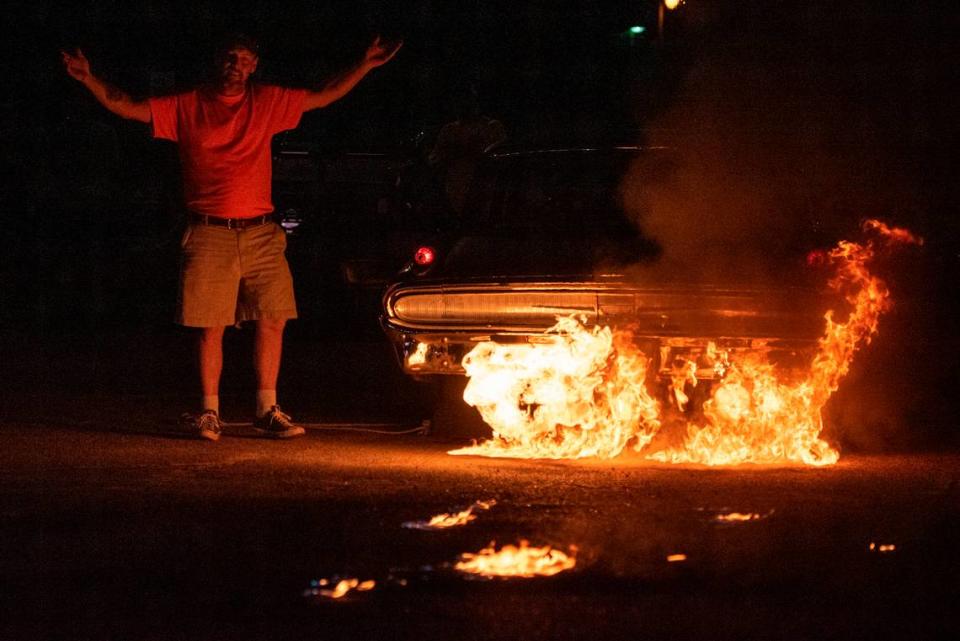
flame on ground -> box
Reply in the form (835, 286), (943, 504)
(402, 499), (496, 530)
(306, 577), (376, 599)
(713, 511), (766, 523)
(455, 540), (577, 578)
(449, 317), (661, 459)
(451, 219), (921, 465)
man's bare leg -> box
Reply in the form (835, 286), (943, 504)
(252, 319), (302, 437)
(198, 326), (226, 413)
(254, 319), (285, 417)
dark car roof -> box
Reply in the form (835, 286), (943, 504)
(423, 145), (664, 279)
(487, 144), (671, 158)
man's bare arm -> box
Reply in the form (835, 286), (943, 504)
(62, 49), (151, 123)
(303, 36), (402, 112)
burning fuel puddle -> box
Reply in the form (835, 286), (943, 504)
(401, 499), (497, 530)
(303, 498), (785, 604)
(302, 495), (914, 608)
(304, 577), (377, 600)
(403, 501), (577, 579)
(305, 499), (583, 602)
(699, 507), (776, 525)
(454, 540), (578, 578)
(304, 550), (579, 603)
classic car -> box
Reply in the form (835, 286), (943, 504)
(380, 146), (828, 431)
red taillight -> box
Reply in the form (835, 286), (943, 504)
(414, 246), (436, 266)
(806, 249), (827, 267)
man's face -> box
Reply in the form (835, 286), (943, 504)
(218, 46), (258, 85)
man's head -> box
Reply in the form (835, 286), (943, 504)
(213, 33), (259, 95)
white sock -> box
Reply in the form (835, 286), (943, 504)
(202, 395), (219, 415)
(256, 390), (277, 418)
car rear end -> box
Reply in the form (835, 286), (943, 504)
(382, 278), (826, 385)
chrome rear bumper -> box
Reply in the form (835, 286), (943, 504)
(382, 281), (826, 379)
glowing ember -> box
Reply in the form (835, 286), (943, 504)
(869, 542), (897, 553)
(449, 316), (661, 459)
(455, 540), (577, 578)
(451, 219), (921, 466)
(666, 553), (687, 562)
(307, 577), (376, 599)
(402, 499), (496, 530)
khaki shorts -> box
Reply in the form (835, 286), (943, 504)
(177, 222), (297, 327)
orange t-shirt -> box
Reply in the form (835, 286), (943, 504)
(150, 84), (307, 218)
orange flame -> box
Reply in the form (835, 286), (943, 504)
(449, 316), (661, 459)
(451, 219), (920, 465)
(713, 511), (768, 523)
(309, 577), (376, 599)
(402, 500), (496, 530)
(650, 218), (921, 465)
(454, 540), (577, 577)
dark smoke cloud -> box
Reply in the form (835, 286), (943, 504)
(622, 2), (941, 286)
(620, 2), (958, 451)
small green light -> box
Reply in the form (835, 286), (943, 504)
(629, 25), (645, 35)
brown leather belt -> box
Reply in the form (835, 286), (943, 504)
(188, 212), (277, 230)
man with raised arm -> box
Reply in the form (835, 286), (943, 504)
(62, 33), (401, 441)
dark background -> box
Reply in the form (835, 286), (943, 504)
(0, 1), (957, 448)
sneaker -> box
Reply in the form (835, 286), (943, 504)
(253, 405), (305, 439)
(180, 409), (222, 441)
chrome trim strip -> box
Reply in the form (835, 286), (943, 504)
(383, 281), (824, 338)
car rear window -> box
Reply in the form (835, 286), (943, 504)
(464, 150), (651, 237)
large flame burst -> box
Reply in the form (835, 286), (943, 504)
(450, 220), (921, 465)
(449, 316), (661, 459)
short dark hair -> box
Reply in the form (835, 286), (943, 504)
(216, 32), (259, 57)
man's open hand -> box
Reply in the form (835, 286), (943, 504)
(62, 49), (91, 82)
(364, 36), (402, 68)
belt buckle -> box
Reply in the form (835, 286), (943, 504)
(225, 218), (236, 230)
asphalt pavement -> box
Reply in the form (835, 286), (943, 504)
(1, 421), (957, 641)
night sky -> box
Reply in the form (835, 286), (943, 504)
(3, 2), (955, 160)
